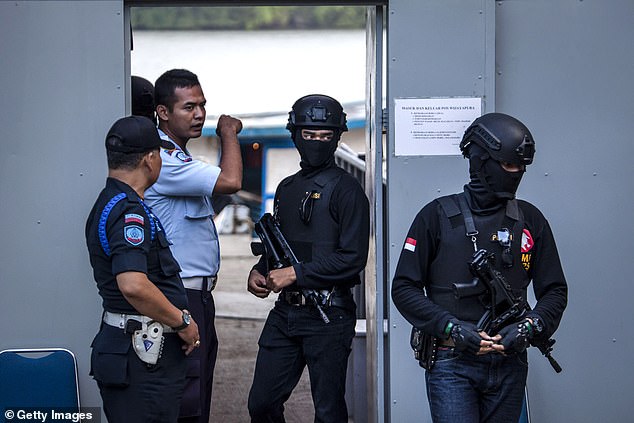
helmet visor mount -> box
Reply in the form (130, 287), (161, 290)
(307, 105), (329, 123)
(461, 120), (535, 166)
(287, 94), (348, 133)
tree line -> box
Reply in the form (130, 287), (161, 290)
(132, 6), (366, 31)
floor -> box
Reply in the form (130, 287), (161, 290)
(210, 233), (314, 423)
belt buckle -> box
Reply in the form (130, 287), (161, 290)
(286, 291), (304, 306)
(205, 276), (218, 292)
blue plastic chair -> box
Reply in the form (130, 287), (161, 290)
(0, 348), (80, 410)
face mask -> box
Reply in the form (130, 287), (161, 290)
(480, 158), (524, 200)
(293, 129), (339, 168)
(467, 144), (524, 207)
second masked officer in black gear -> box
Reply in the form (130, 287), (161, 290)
(391, 113), (568, 423)
(247, 94), (370, 423)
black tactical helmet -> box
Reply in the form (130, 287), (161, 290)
(459, 113), (535, 166)
(286, 94), (348, 133)
(131, 76), (155, 122)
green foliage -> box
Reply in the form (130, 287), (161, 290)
(131, 6), (366, 31)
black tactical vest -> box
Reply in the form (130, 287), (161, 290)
(427, 194), (530, 322)
(275, 167), (345, 271)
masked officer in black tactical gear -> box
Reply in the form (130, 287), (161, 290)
(391, 113), (568, 423)
(86, 116), (200, 422)
(247, 94), (370, 423)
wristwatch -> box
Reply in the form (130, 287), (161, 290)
(172, 310), (191, 331)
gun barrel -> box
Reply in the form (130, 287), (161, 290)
(547, 354), (563, 373)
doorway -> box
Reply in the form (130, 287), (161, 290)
(127, 4), (384, 422)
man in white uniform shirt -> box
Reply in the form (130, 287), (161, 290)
(145, 68), (242, 423)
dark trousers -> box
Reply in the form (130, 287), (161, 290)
(425, 347), (529, 423)
(248, 302), (355, 423)
(178, 287), (218, 423)
(95, 329), (187, 423)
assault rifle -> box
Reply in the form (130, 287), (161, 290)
(454, 249), (562, 373)
(250, 213), (330, 324)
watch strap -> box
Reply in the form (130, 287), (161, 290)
(172, 310), (190, 331)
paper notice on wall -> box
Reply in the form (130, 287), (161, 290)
(394, 97), (482, 156)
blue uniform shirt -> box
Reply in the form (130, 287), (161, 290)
(145, 129), (221, 278)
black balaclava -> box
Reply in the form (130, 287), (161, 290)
(464, 144), (525, 214)
(292, 129), (340, 170)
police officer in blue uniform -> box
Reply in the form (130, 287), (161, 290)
(391, 113), (568, 423)
(247, 94), (370, 423)
(86, 116), (200, 422)
(144, 69), (243, 423)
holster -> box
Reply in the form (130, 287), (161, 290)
(131, 321), (165, 365)
(410, 327), (438, 371)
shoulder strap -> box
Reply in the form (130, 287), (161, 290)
(98, 193), (127, 256)
(505, 198), (520, 222)
(436, 194), (461, 219)
(313, 166), (344, 188)
(456, 193), (478, 237)
(437, 193), (478, 238)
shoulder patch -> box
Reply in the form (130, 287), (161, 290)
(124, 225), (145, 246)
(175, 151), (192, 163)
(521, 229), (534, 253)
(125, 213), (144, 225)
(404, 237), (417, 252)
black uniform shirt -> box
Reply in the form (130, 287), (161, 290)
(391, 196), (568, 339)
(86, 177), (187, 313)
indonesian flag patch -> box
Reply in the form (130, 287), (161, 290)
(404, 237), (417, 252)
(125, 213), (144, 225)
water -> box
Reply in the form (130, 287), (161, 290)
(131, 29), (366, 117)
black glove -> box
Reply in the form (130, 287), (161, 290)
(498, 320), (532, 353)
(450, 322), (483, 354)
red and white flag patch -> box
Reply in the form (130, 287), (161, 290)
(404, 237), (417, 252)
(125, 213), (144, 225)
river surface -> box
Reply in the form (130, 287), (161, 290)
(131, 29), (366, 117)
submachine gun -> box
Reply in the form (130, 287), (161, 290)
(251, 213), (330, 324)
(454, 249), (562, 373)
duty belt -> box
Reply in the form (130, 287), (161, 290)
(182, 275), (217, 291)
(437, 337), (455, 348)
(280, 287), (353, 309)
(281, 290), (316, 306)
(102, 311), (177, 333)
